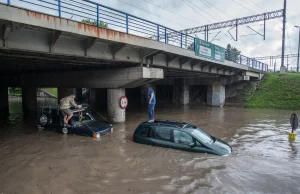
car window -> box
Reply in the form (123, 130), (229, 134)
(174, 130), (194, 145)
(196, 140), (203, 147)
(154, 127), (171, 142)
(138, 127), (149, 137)
(191, 129), (213, 144)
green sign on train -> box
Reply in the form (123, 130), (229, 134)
(195, 38), (225, 62)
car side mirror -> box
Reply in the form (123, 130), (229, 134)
(188, 142), (196, 148)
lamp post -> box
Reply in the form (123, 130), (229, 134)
(296, 26), (300, 73)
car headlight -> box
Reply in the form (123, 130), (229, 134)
(111, 127), (113, 133)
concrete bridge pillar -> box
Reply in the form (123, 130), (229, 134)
(22, 86), (37, 116)
(207, 82), (225, 107)
(0, 87), (9, 117)
(180, 85), (189, 105)
(174, 79), (189, 105)
(107, 88), (126, 123)
(58, 88), (75, 101)
(75, 88), (83, 103)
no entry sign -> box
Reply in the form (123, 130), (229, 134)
(120, 96), (128, 109)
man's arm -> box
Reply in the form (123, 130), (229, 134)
(149, 93), (154, 104)
(70, 98), (78, 108)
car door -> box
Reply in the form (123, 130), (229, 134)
(193, 140), (215, 154)
(135, 127), (152, 145)
(170, 130), (195, 152)
(150, 127), (173, 148)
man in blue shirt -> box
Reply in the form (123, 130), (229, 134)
(148, 86), (156, 123)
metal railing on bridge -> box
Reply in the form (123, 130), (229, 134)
(2, 0), (268, 72)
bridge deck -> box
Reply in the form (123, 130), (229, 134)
(0, 2), (266, 78)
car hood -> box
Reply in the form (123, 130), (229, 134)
(84, 120), (112, 133)
(209, 139), (232, 156)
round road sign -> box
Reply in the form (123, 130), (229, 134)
(120, 96), (128, 109)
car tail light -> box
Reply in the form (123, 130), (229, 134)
(93, 133), (100, 138)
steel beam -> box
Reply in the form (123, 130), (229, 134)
(179, 57), (191, 68)
(50, 30), (62, 52)
(166, 54), (177, 66)
(159, 9), (283, 39)
(85, 38), (97, 56)
(2, 22), (12, 48)
(109, 43), (126, 59)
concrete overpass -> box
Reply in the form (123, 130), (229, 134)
(0, 1), (268, 122)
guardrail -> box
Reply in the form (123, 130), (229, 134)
(1, 0), (268, 72)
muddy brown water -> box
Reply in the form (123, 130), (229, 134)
(1, 99), (300, 194)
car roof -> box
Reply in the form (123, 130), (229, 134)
(141, 120), (191, 129)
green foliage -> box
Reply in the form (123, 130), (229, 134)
(8, 87), (21, 96)
(42, 88), (58, 97)
(81, 19), (108, 28)
(245, 73), (300, 109)
(225, 44), (241, 62)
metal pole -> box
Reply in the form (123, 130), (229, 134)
(126, 14), (129, 33)
(204, 26), (206, 41)
(157, 25), (159, 41)
(280, 0), (287, 73)
(184, 29), (187, 48)
(206, 26), (209, 41)
(297, 27), (300, 72)
(236, 19), (238, 41)
(97, 5), (99, 27)
(180, 33), (183, 48)
(275, 58), (277, 72)
(287, 56), (289, 71)
(164, 28), (167, 44)
(264, 13), (266, 40)
(58, 0), (61, 18)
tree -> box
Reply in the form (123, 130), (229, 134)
(187, 42), (194, 51)
(81, 19), (108, 28)
(225, 44), (241, 62)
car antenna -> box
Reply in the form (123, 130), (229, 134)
(90, 106), (112, 125)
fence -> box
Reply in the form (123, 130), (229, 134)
(1, 0), (268, 72)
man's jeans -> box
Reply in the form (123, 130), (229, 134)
(148, 104), (155, 120)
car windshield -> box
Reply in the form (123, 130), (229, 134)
(191, 128), (214, 144)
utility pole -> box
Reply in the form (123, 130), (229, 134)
(275, 58), (277, 72)
(287, 56), (289, 72)
(280, 0), (287, 74)
(296, 26), (300, 72)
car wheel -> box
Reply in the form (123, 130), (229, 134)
(39, 113), (50, 127)
(62, 127), (68, 134)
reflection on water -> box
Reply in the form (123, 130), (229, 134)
(0, 99), (300, 194)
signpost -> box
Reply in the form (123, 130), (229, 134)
(289, 113), (298, 139)
(214, 45), (225, 62)
(120, 96), (128, 109)
(195, 39), (225, 62)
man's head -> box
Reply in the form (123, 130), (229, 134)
(145, 84), (152, 90)
(70, 94), (76, 99)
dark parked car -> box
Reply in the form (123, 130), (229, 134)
(38, 104), (113, 138)
(132, 120), (232, 156)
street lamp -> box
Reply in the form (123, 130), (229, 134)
(296, 26), (300, 73)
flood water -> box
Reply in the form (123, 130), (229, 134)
(1, 99), (300, 194)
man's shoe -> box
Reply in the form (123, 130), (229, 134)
(64, 124), (72, 128)
(148, 119), (154, 123)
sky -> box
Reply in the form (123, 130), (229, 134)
(94, 0), (300, 69)
(4, 0), (300, 69)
